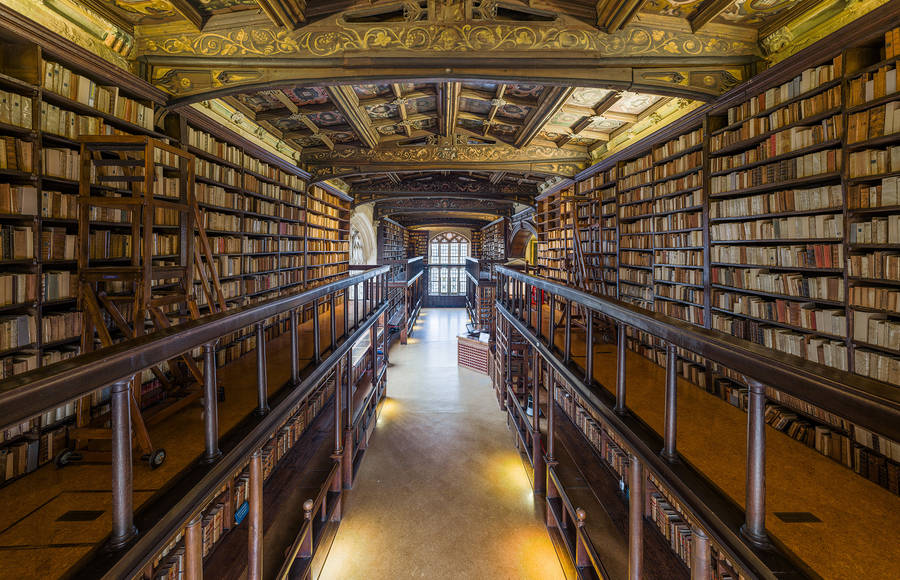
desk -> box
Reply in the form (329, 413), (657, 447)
(457, 333), (491, 374)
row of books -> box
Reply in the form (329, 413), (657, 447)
(653, 150), (702, 179)
(849, 216), (900, 244)
(710, 116), (842, 173)
(847, 101), (899, 143)
(652, 128), (702, 161)
(847, 146), (900, 178)
(848, 251), (900, 281)
(710, 214), (842, 240)
(712, 291), (847, 336)
(849, 176), (900, 209)
(849, 285), (900, 313)
(41, 60), (154, 131)
(39, 227), (76, 260)
(0, 89), (33, 129)
(0, 136), (32, 172)
(709, 185), (841, 219)
(711, 267), (843, 301)
(847, 63), (897, 108)
(853, 311), (900, 350)
(711, 313), (848, 370)
(709, 149), (841, 195)
(724, 60), (839, 125)
(41, 311), (82, 343)
(710, 243), (842, 269)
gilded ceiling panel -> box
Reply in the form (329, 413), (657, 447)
(608, 91), (661, 114)
(641, 0), (705, 18)
(365, 103), (398, 119)
(404, 96), (437, 114)
(711, 0), (797, 27)
(568, 87), (613, 108)
(353, 84), (393, 99)
(289, 87), (331, 105)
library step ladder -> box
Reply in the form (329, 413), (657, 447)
(61, 136), (200, 469)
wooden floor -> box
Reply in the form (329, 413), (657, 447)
(0, 301), (359, 579)
(532, 305), (900, 580)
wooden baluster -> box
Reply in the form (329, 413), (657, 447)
(662, 343), (678, 461)
(299, 499), (314, 558)
(202, 342), (221, 463)
(184, 515), (203, 580)
(248, 451), (263, 580)
(628, 456), (643, 580)
(575, 508), (588, 567)
(615, 323), (627, 414)
(109, 378), (137, 549)
(742, 379), (768, 546)
(691, 526), (711, 580)
(255, 322), (269, 415)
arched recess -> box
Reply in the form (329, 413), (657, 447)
(350, 205), (377, 265)
(509, 221), (538, 262)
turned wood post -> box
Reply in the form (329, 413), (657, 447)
(290, 309), (299, 385)
(248, 450), (263, 580)
(691, 526), (711, 580)
(184, 515), (203, 580)
(615, 323), (627, 414)
(109, 378), (137, 549)
(662, 343), (678, 461)
(300, 499), (315, 558)
(255, 322), (269, 415)
(575, 508), (588, 567)
(202, 342), (221, 463)
(532, 351), (545, 495)
(628, 456), (643, 580)
(742, 379), (768, 546)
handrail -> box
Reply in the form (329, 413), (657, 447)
(547, 466), (610, 580)
(276, 461), (341, 580)
(495, 266), (900, 442)
(0, 266), (390, 430)
(101, 299), (389, 579)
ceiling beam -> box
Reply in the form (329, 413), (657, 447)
(325, 85), (380, 149)
(169, 0), (207, 30)
(440, 81), (461, 138)
(282, 123), (355, 138)
(254, 0), (306, 30)
(595, 0), (648, 33)
(264, 89), (334, 150)
(556, 90), (622, 147)
(689, 0), (734, 33)
(758, 0), (823, 37)
(483, 85), (507, 136)
(255, 102), (339, 120)
(391, 83), (413, 138)
(459, 88), (535, 109)
(359, 90), (435, 108)
(514, 86), (575, 148)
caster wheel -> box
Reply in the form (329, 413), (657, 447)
(54, 449), (80, 468)
(148, 448), (166, 469)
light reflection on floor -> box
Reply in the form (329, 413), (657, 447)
(319, 308), (565, 579)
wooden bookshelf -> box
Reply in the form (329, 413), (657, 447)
(378, 217), (408, 325)
(534, 27), (900, 496)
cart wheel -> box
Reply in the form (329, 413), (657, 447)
(54, 449), (79, 468)
(148, 448), (166, 469)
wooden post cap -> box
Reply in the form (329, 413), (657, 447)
(575, 507), (586, 526)
(303, 499), (314, 518)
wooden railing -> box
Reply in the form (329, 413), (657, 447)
(494, 266), (900, 580)
(0, 267), (391, 579)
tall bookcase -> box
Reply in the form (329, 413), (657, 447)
(305, 184), (350, 289)
(534, 26), (900, 496)
(0, 38), (173, 483)
(575, 168), (617, 298)
(378, 217), (408, 324)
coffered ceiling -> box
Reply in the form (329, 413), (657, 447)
(66, 0), (861, 226)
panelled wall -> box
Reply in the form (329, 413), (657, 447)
(0, 32), (351, 485)
(536, 28), (900, 495)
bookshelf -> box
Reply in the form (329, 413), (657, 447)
(378, 217), (408, 325)
(305, 184), (350, 289)
(617, 153), (654, 311)
(535, 188), (576, 284)
(146, 369), (337, 578)
(409, 230), (428, 261)
(652, 128), (706, 327)
(0, 38), (175, 484)
(575, 168), (617, 298)
(531, 27), (900, 496)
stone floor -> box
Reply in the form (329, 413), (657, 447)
(319, 308), (566, 580)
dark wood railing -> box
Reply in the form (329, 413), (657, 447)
(0, 266), (391, 579)
(494, 266), (900, 580)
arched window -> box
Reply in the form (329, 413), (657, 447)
(429, 232), (469, 295)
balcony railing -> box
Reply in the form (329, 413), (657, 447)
(494, 265), (900, 580)
(0, 266), (391, 579)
